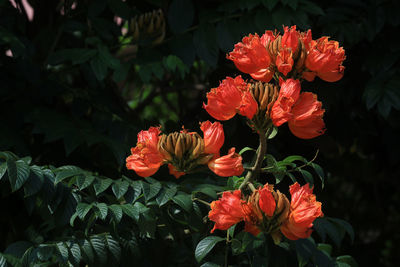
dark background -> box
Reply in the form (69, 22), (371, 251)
(1, 0), (399, 266)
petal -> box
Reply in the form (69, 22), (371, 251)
(208, 148), (244, 177)
(288, 92), (326, 139)
(201, 121), (225, 154)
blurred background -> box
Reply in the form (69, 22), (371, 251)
(1, 0), (399, 266)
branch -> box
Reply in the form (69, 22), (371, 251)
(239, 128), (269, 190)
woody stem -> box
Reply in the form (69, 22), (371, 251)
(239, 128), (268, 190)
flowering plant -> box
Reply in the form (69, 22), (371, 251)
(125, 26), (354, 266)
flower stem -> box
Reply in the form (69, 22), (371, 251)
(192, 198), (211, 207)
(239, 128), (269, 190)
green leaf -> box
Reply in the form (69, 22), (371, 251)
(267, 126), (278, 139)
(48, 49), (97, 65)
(239, 147), (256, 155)
(56, 242), (69, 263)
(138, 212), (157, 238)
(311, 163), (325, 188)
(172, 193), (193, 212)
(76, 175), (95, 190)
(300, 169), (314, 186)
(4, 241), (32, 258)
(313, 218), (343, 247)
(23, 165), (44, 197)
(283, 155), (307, 163)
(76, 203), (93, 220)
(193, 24), (219, 67)
(109, 204), (123, 222)
(336, 255), (358, 267)
(112, 180), (129, 199)
(7, 159), (30, 192)
(80, 239), (95, 263)
(55, 168), (83, 184)
(99, 45), (121, 70)
(215, 22), (235, 52)
(122, 204), (139, 221)
(96, 203), (108, 220)
(0, 162), (7, 180)
(261, 0), (279, 10)
(200, 262), (220, 267)
(328, 218), (355, 243)
(168, 0), (194, 34)
(141, 180), (162, 202)
(90, 235), (107, 264)
(93, 178), (113, 195)
(317, 243), (332, 256)
(156, 186), (177, 206)
(67, 242), (81, 265)
(196, 187), (217, 199)
(104, 234), (121, 263)
(90, 56), (108, 81)
(195, 236), (224, 263)
(300, 0), (325, 15)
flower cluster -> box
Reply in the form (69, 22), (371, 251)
(208, 183), (323, 242)
(126, 121), (244, 178)
(204, 25), (344, 139)
(227, 26), (345, 82)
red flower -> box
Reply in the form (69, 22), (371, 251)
(281, 26), (299, 52)
(280, 183), (323, 240)
(208, 148), (244, 177)
(208, 190), (247, 232)
(227, 33), (271, 74)
(270, 79), (325, 139)
(271, 78), (301, 126)
(305, 36), (346, 82)
(260, 30), (278, 47)
(249, 68), (274, 82)
(276, 48), (294, 76)
(288, 92), (326, 139)
(126, 127), (164, 177)
(258, 184), (276, 217)
(204, 76), (258, 121)
(201, 121), (225, 155)
(168, 163), (185, 179)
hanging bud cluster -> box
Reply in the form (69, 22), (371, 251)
(158, 131), (213, 173)
(130, 9), (165, 45)
(249, 81), (278, 131)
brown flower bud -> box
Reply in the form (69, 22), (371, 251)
(248, 81), (278, 131)
(130, 9), (166, 46)
(157, 131), (211, 173)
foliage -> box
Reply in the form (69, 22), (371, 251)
(1, 0), (399, 266)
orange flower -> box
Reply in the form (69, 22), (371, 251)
(227, 33), (271, 75)
(200, 121), (225, 155)
(288, 92), (326, 139)
(270, 78), (301, 126)
(271, 79), (325, 139)
(281, 183), (323, 240)
(204, 76), (258, 121)
(208, 190), (247, 232)
(126, 127), (164, 177)
(305, 36), (346, 82)
(260, 30), (279, 47)
(249, 68), (274, 82)
(281, 25), (299, 52)
(258, 184), (276, 217)
(276, 48), (294, 76)
(208, 148), (244, 177)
